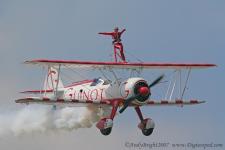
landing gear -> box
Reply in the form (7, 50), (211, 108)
(142, 128), (154, 136)
(100, 127), (112, 135)
(96, 100), (119, 136)
(96, 118), (113, 136)
(138, 118), (155, 136)
(135, 107), (155, 136)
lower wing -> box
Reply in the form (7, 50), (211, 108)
(142, 99), (205, 106)
(15, 97), (205, 107)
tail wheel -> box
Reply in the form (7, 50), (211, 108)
(100, 127), (112, 136)
(142, 128), (154, 136)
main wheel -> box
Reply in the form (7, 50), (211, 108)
(100, 127), (112, 136)
(142, 128), (154, 136)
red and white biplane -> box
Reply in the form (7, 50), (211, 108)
(16, 30), (216, 136)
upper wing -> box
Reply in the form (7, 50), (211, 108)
(25, 59), (216, 70)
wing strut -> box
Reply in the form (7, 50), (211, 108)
(108, 68), (120, 85)
(164, 68), (192, 100)
(54, 64), (61, 97)
(181, 68), (191, 99)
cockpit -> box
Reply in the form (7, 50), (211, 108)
(90, 78), (111, 86)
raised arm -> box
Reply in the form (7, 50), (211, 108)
(98, 32), (114, 36)
(120, 29), (126, 35)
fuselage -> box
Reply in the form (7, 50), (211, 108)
(59, 77), (149, 104)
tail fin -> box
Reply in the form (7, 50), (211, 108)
(44, 66), (64, 91)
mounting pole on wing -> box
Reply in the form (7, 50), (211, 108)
(99, 27), (126, 63)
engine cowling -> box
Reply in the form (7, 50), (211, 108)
(120, 78), (151, 105)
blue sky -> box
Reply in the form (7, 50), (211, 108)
(0, 0), (224, 150)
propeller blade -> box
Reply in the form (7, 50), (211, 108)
(149, 75), (164, 88)
(118, 104), (128, 114)
(119, 94), (140, 113)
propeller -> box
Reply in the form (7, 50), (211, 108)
(148, 75), (164, 88)
(119, 75), (164, 114)
(119, 94), (141, 113)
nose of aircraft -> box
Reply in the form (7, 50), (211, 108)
(138, 86), (150, 96)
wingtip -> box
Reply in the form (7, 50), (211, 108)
(24, 60), (31, 64)
(15, 99), (23, 103)
(199, 100), (206, 104)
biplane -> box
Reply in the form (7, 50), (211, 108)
(16, 29), (216, 136)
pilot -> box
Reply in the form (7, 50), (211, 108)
(99, 27), (126, 62)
